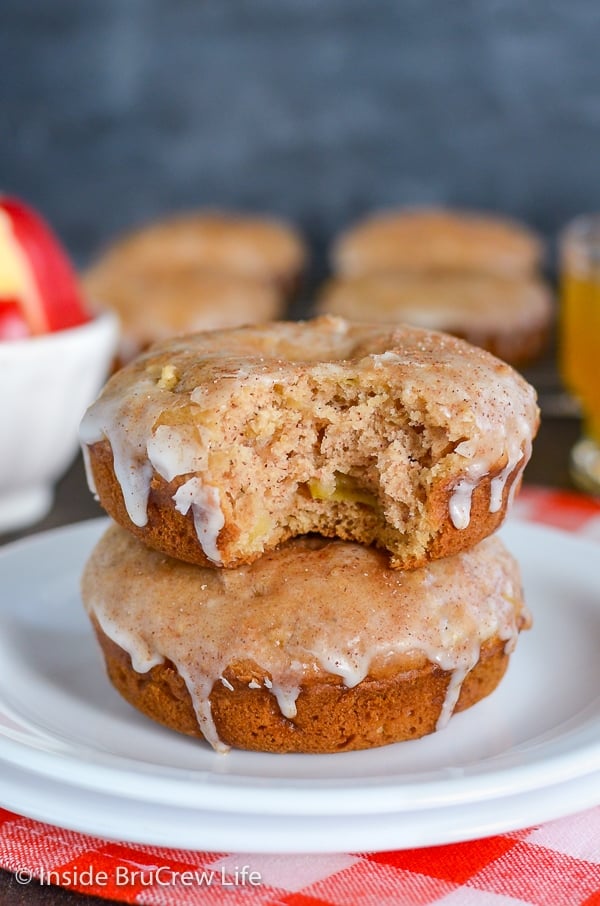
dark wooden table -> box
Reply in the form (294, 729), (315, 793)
(0, 351), (588, 904)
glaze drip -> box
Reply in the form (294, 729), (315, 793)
(173, 479), (224, 564)
(80, 320), (539, 570)
(82, 527), (530, 752)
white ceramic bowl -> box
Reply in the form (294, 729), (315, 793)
(0, 311), (119, 532)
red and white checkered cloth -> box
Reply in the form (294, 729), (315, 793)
(1, 486), (600, 906)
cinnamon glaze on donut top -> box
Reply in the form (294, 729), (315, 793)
(84, 269), (283, 363)
(316, 273), (553, 367)
(82, 526), (530, 752)
(80, 316), (539, 570)
(84, 211), (306, 291)
(333, 208), (544, 278)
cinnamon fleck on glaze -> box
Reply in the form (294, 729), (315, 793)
(80, 317), (539, 569)
(84, 211), (307, 290)
(82, 211), (306, 363)
(332, 208), (544, 278)
(317, 273), (553, 366)
(81, 525), (530, 753)
(84, 269), (284, 363)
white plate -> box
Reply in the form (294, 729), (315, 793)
(0, 518), (599, 852)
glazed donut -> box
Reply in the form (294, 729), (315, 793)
(85, 210), (307, 294)
(80, 316), (539, 570)
(82, 525), (530, 753)
(332, 208), (544, 279)
(84, 268), (283, 362)
(317, 273), (553, 367)
(83, 211), (307, 361)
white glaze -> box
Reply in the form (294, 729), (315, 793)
(173, 479), (224, 564)
(176, 663), (228, 753)
(436, 667), (469, 731)
(81, 444), (97, 498)
(271, 682), (301, 720)
(147, 425), (208, 482)
(366, 351), (404, 368)
(449, 476), (484, 530)
(80, 318), (539, 562)
(82, 528), (529, 753)
(79, 376), (171, 527)
(490, 450), (524, 513)
(315, 650), (372, 688)
(447, 374), (536, 529)
(93, 608), (163, 675)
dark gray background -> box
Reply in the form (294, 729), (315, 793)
(2, 0), (599, 273)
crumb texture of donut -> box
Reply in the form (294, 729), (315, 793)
(80, 317), (539, 569)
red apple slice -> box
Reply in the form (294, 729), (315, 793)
(0, 196), (89, 336)
(0, 299), (29, 340)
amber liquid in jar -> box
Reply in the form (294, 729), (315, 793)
(560, 230), (600, 445)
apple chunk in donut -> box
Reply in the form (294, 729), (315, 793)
(80, 316), (539, 569)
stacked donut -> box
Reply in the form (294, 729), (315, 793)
(83, 211), (306, 363)
(318, 208), (553, 367)
(80, 316), (538, 753)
